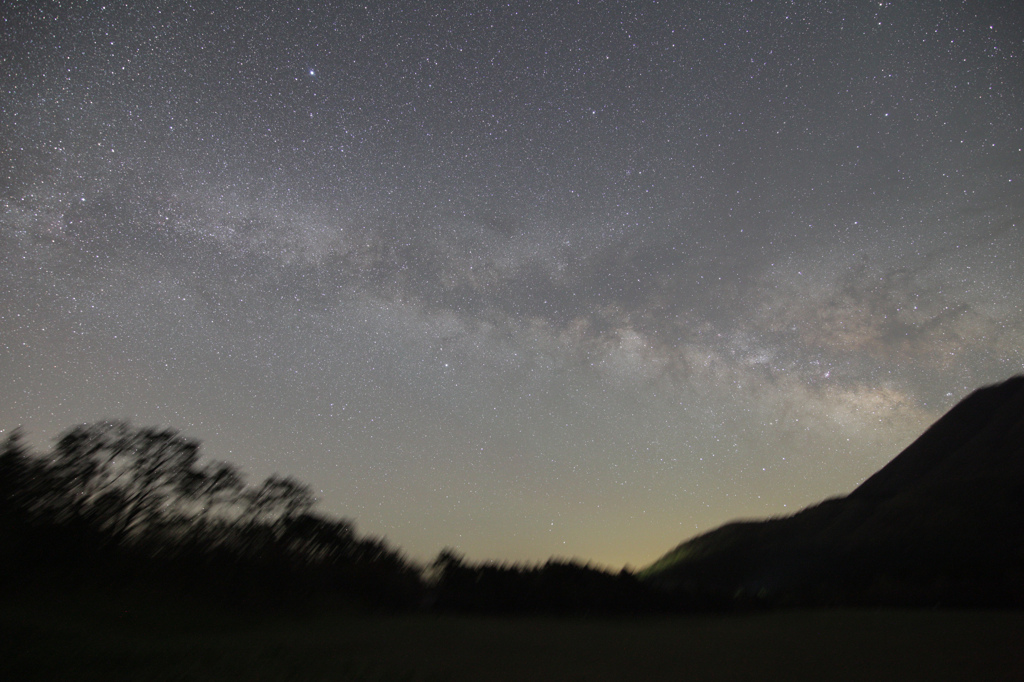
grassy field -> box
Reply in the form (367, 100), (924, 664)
(2, 592), (1023, 681)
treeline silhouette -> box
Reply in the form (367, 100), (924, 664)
(0, 421), (667, 614)
(0, 421), (420, 610)
(425, 548), (663, 614)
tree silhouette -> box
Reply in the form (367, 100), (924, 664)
(181, 460), (245, 525)
(0, 420), (663, 614)
(43, 422), (202, 540)
(242, 474), (316, 527)
(0, 420), (429, 610)
(0, 427), (36, 518)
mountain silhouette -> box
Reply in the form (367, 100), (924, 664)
(641, 376), (1024, 607)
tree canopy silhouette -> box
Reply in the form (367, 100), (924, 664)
(0, 421), (420, 610)
(0, 420), (662, 614)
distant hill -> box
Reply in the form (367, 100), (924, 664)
(641, 376), (1024, 608)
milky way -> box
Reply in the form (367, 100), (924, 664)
(2, 1), (1023, 567)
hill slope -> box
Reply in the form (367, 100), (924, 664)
(642, 376), (1024, 607)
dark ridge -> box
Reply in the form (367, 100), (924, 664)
(643, 376), (1024, 608)
(851, 376), (1024, 500)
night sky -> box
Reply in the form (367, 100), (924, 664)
(2, 1), (1022, 568)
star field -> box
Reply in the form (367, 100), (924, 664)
(2, 1), (1023, 567)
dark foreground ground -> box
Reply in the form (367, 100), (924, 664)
(2, 591), (1023, 681)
